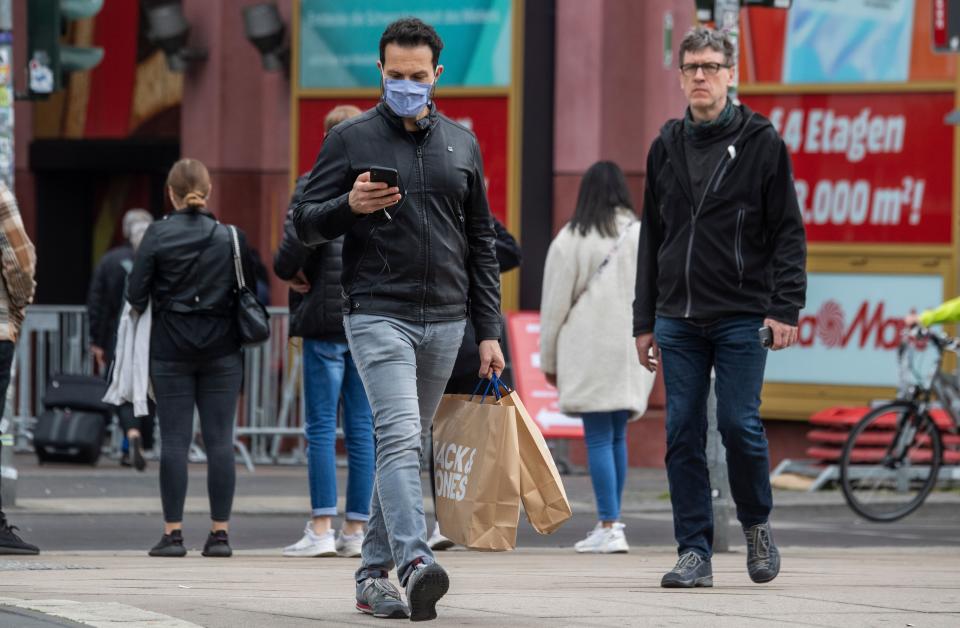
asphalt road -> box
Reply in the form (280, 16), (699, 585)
(8, 506), (960, 555)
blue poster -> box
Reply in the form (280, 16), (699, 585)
(299, 0), (512, 89)
(783, 0), (915, 83)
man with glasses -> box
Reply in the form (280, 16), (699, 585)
(633, 26), (807, 588)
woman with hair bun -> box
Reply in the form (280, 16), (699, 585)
(126, 158), (257, 558)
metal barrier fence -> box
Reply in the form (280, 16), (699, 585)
(11, 305), (306, 471)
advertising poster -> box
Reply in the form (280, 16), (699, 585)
(783, 0), (915, 83)
(299, 0), (512, 89)
(743, 92), (953, 244)
(506, 312), (584, 439)
(0, 32), (12, 189)
(765, 272), (943, 387)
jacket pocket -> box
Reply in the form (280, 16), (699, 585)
(734, 208), (745, 288)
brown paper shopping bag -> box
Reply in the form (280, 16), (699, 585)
(500, 389), (573, 535)
(432, 394), (521, 551)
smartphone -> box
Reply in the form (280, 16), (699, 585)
(369, 166), (399, 189)
(758, 326), (773, 348)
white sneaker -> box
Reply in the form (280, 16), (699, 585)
(427, 522), (455, 551)
(282, 522), (336, 557)
(336, 530), (364, 557)
(574, 522), (629, 554)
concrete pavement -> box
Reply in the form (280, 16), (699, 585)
(1, 546), (959, 627)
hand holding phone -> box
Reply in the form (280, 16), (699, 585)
(758, 326), (773, 349)
(349, 168), (401, 216)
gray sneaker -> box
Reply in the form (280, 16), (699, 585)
(744, 522), (781, 583)
(661, 551), (713, 588)
(405, 561), (449, 622)
(356, 574), (409, 619)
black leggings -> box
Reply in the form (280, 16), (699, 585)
(151, 353), (242, 523)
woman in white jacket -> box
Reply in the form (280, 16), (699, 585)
(540, 161), (656, 554)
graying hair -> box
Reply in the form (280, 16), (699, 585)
(679, 26), (735, 67)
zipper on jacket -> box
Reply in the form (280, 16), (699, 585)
(681, 115), (754, 318)
(734, 208), (745, 288)
(416, 144), (429, 320)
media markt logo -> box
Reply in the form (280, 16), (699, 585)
(434, 440), (478, 502)
(798, 299), (905, 349)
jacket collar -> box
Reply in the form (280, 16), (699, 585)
(659, 103), (770, 206)
(376, 101), (440, 136)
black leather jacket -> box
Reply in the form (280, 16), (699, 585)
(293, 103), (502, 341)
(126, 209), (256, 358)
(274, 175), (346, 341)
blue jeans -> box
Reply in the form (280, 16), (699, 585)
(344, 314), (466, 586)
(302, 339), (375, 521)
(582, 411), (630, 522)
(654, 316), (773, 559)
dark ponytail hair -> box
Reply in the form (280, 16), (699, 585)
(568, 161), (634, 238)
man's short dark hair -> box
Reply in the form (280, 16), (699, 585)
(679, 26), (735, 66)
(379, 17), (444, 68)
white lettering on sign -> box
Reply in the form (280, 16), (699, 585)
(794, 177), (925, 228)
(769, 107), (905, 162)
(433, 440), (478, 502)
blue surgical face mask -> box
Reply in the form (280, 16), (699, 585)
(383, 77), (433, 118)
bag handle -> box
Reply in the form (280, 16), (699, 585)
(470, 374), (512, 403)
(228, 225), (245, 290)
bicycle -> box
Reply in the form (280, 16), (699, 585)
(839, 326), (960, 522)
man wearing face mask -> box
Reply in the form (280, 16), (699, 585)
(294, 17), (503, 622)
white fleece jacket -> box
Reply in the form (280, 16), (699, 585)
(539, 210), (655, 419)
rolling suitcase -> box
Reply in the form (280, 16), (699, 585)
(33, 408), (105, 464)
(34, 374), (111, 465)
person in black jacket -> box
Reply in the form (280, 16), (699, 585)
(294, 18), (504, 621)
(275, 104), (375, 560)
(87, 208), (155, 470)
(127, 158), (257, 560)
(633, 27), (806, 589)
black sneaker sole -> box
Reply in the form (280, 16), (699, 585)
(0, 546), (40, 555)
(201, 546), (233, 558)
(407, 564), (449, 622)
(661, 575), (713, 588)
(148, 547), (187, 557)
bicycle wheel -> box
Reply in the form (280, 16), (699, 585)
(839, 402), (942, 522)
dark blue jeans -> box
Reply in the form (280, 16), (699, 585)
(654, 316), (773, 559)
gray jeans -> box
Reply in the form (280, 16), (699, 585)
(344, 314), (466, 586)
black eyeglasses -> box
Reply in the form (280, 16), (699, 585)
(680, 62), (730, 77)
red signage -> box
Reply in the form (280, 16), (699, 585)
(933, 0), (950, 51)
(743, 93), (954, 245)
(506, 312), (584, 440)
(297, 96), (509, 224)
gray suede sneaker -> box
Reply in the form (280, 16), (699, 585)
(356, 574), (409, 619)
(405, 562), (449, 622)
(660, 551), (713, 588)
(744, 522), (781, 583)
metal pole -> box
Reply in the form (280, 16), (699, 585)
(704, 0), (741, 554)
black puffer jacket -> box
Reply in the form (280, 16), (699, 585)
(274, 175), (346, 341)
(87, 244), (134, 361)
(633, 104), (807, 335)
(126, 208), (256, 360)
(293, 102), (501, 341)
